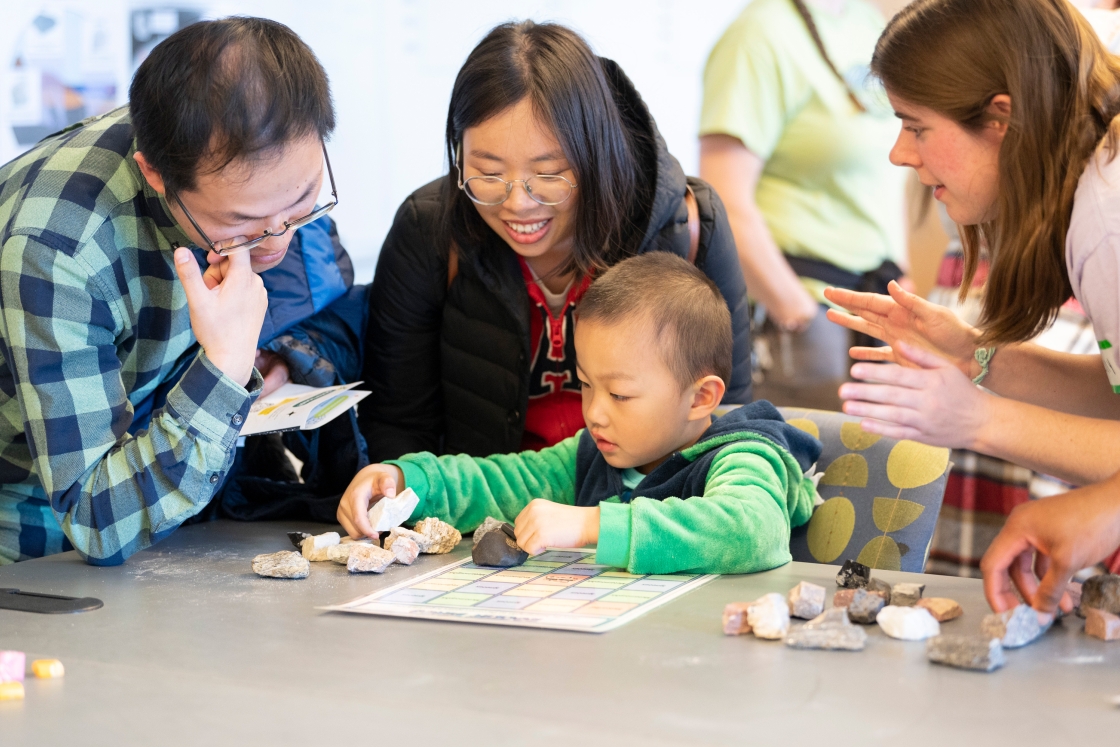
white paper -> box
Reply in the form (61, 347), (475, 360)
(240, 382), (370, 437)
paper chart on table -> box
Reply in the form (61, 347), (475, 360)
(320, 548), (717, 633)
(240, 382), (370, 436)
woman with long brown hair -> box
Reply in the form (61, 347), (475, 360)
(826, 0), (1120, 615)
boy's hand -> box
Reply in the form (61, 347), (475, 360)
(514, 500), (599, 555)
(338, 464), (405, 539)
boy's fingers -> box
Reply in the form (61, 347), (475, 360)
(982, 532), (1034, 611)
(1034, 560), (1075, 615)
(378, 473), (397, 499)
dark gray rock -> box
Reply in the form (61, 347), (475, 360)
(836, 559), (871, 589)
(847, 588), (887, 624)
(287, 531), (312, 549)
(891, 582), (925, 607)
(1079, 574), (1120, 617)
(866, 577), (892, 605)
(787, 607), (866, 650)
(472, 524), (528, 567)
(927, 635), (1005, 672)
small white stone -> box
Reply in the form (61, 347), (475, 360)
(367, 488), (421, 532)
(747, 593), (790, 640)
(788, 581), (826, 620)
(876, 605), (941, 641)
(301, 531), (340, 561)
(347, 544), (396, 573)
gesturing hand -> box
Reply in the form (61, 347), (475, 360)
(824, 280), (980, 376)
(514, 500), (599, 555)
(981, 476), (1120, 615)
(174, 245), (267, 386)
(838, 341), (990, 447)
(338, 464), (405, 539)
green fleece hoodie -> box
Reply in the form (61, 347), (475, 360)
(391, 416), (817, 575)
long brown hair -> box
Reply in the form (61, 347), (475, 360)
(873, 0), (1120, 345)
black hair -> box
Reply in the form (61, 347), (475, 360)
(577, 252), (733, 389)
(129, 16), (335, 196)
(443, 20), (649, 278)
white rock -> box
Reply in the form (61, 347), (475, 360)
(367, 488), (421, 532)
(301, 531), (340, 561)
(747, 593), (791, 640)
(252, 551), (310, 579)
(385, 526), (431, 553)
(327, 544), (354, 564)
(876, 605), (941, 641)
(788, 581), (826, 620)
(413, 517), (462, 554)
(347, 544), (396, 573)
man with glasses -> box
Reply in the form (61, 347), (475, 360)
(0, 18), (355, 565)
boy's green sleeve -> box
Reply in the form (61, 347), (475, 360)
(596, 439), (815, 575)
(388, 435), (580, 534)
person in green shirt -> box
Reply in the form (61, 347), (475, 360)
(699, 0), (907, 410)
(338, 252), (821, 575)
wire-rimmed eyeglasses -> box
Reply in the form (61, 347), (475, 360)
(455, 143), (577, 207)
(174, 143), (338, 256)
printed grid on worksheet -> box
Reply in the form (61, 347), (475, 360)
(379, 550), (692, 616)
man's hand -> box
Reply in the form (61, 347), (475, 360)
(255, 350), (290, 398)
(338, 464), (405, 539)
(981, 474), (1120, 615)
(174, 245), (267, 386)
(513, 500), (599, 555)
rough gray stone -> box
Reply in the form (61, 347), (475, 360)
(252, 551), (310, 579)
(788, 581), (826, 620)
(866, 577), (892, 605)
(847, 588), (887, 624)
(1080, 574), (1120, 616)
(472, 517), (507, 546)
(927, 635), (1005, 672)
(786, 607), (866, 650)
(414, 517), (461, 554)
(472, 525), (528, 567)
(980, 604), (1053, 648)
(891, 582), (925, 607)
(347, 544), (396, 574)
(836, 559), (871, 589)
(805, 607), (851, 629)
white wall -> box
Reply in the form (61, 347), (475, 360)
(0, 1), (904, 281)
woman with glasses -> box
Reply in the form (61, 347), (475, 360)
(359, 20), (751, 462)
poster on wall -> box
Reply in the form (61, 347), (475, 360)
(0, 3), (207, 166)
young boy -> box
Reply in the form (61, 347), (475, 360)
(338, 252), (821, 574)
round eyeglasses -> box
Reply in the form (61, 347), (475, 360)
(174, 142), (338, 256)
(455, 143), (577, 206)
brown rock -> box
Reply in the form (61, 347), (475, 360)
(1085, 607), (1120, 641)
(413, 517), (462, 554)
(833, 589), (857, 608)
(723, 602), (752, 635)
(916, 597), (963, 622)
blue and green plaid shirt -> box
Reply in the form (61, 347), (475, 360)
(0, 107), (262, 566)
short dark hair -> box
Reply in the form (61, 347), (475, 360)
(130, 17), (335, 196)
(443, 20), (653, 277)
(576, 252), (732, 389)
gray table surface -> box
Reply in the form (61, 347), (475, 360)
(0, 520), (1116, 746)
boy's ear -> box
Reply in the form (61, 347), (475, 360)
(687, 375), (726, 421)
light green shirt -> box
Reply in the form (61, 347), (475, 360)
(700, 0), (906, 299)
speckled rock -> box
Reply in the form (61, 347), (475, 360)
(1080, 574), (1120, 616)
(847, 588), (887, 624)
(472, 526), (528, 568)
(981, 604), (1053, 648)
(1085, 607), (1120, 641)
(916, 597), (963, 622)
(788, 581), (826, 620)
(385, 527), (431, 553)
(414, 517), (462, 554)
(927, 635), (1005, 672)
(253, 551), (310, 579)
(347, 544), (396, 574)
(890, 582), (925, 607)
(722, 602), (753, 635)
(747, 593), (790, 640)
(836, 559), (871, 589)
(785, 607), (866, 650)
(387, 536), (421, 565)
(472, 517), (507, 546)
(300, 531), (340, 561)
(876, 605), (940, 640)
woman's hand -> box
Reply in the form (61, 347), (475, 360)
(337, 464), (405, 539)
(981, 475), (1120, 615)
(514, 501), (599, 555)
(824, 280), (980, 376)
(839, 341), (991, 447)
